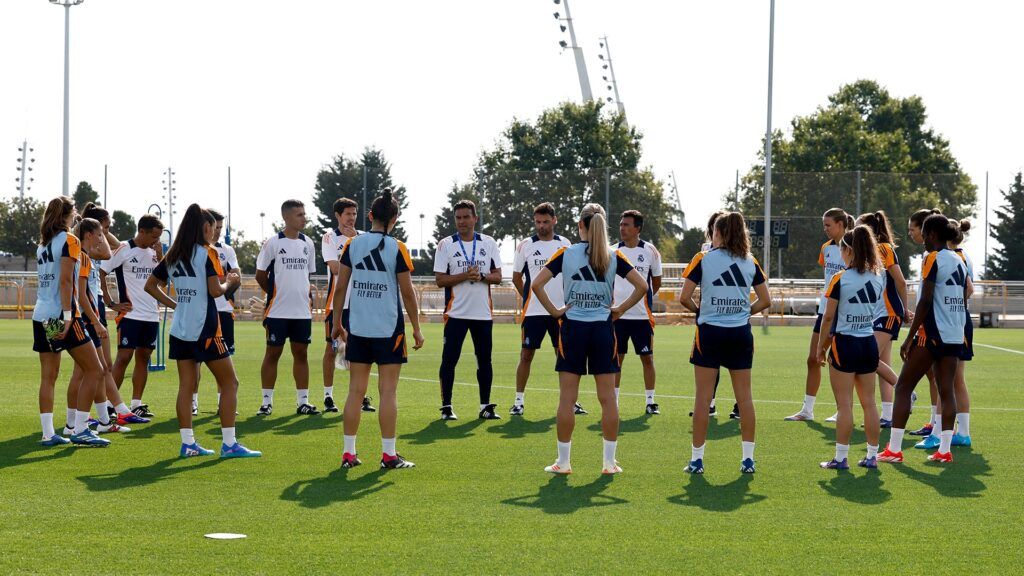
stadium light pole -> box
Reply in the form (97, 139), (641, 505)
(15, 140), (36, 198)
(763, 0), (776, 278)
(226, 166), (233, 245)
(50, 0), (85, 198)
(161, 167), (177, 242)
(598, 36), (625, 117)
(553, 0), (593, 102)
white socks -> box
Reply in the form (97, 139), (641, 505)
(343, 435), (357, 455)
(261, 389), (274, 405)
(514, 392), (524, 407)
(192, 392), (198, 405)
(881, 402), (893, 421)
(835, 443), (850, 462)
(802, 395), (816, 414)
(40, 413), (55, 438)
(645, 390), (656, 405)
(956, 412), (970, 436)
(130, 399), (142, 410)
(939, 430), (953, 453)
(888, 428), (905, 453)
(929, 405), (938, 433)
(297, 389), (309, 407)
(692, 443), (705, 461)
(73, 410), (91, 434)
(556, 441), (571, 466)
(222, 427), (236, 447)
(94, 402), (110, 425)
(324, 386), (334, 399)
(179, 428), (195, 445)
(866, 444), (879, 459)
(382, 438), (397, 457)
(115, 403), (130, 415)
(742, 441), (755, 461)
(66, 408), (76, 426)
(603, 439), (617, 464)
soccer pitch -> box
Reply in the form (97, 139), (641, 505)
(1, 320), (1021, 575)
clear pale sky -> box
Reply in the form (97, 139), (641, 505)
(2, 1), (1020, 271)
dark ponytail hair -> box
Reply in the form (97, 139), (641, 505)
(823, 207), (854, 230)
(922, 213), (958, 246)
(910, 208), (941, 228)
(714, 212), (751, 258)
(165, 204), (214, 266)
(706, 210), (727, 242)
(82, 202), (110, 225)
(841, 225), (881, 273)
(74, 217), (101, 241)
(39, 196), (75, 245)
(952, 219), (971, 245)
(857, 211), (896, 246)
(369, 187), (400, 229)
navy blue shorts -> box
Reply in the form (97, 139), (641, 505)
(32, 318), (92, 354)
(915, 331), (966, 360)
(169, 335), (230, 363)
(556, 318), (620, 376)
(961, 314), (974, 361)
(813, 313), (824, 334)
(263, 318), (312, 346)
(86, 323), (102, 348)
(872, 316), (902, 341)
(691, 323), (754, 370)
(218, 312), (235, 355)
(828, 334), (879, 374)
(323, 309), (351, 343)
(614, 318), (654, 356)
(521, 315), (559, 350)
(345, 332), (407, 365)
(115, 318), (159, 350)
(97, 300), (108, 327)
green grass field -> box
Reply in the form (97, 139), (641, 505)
(1, 320), (1022, 575)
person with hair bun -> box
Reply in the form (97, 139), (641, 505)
(816, 225), (885, 469)
(947, 218), (974, 447)
(680, 212), (771, 474)
(786, 207), (853, 422)
(905, 208), (944, 440)
(879, 214), (971, 464)
(530, 203), (648, 475)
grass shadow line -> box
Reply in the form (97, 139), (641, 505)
(501, 474), (627, 515)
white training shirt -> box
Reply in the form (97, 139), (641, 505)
(212, 241), (238, 314)
(256, 232), (316, 320)
(101, 239), (160, 322)
(433, 232), (502, 321)
(513, 234), (572, 318)
(322, 228), (362, 313)
(612, 239), (663, 321)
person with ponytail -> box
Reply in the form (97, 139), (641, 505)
(879, 214), (970, 464)
(856, 211), (908, 427)
(679, 212), (771, 474)
(530, 203), (647, 475)
(905, 208), (944, 441)
(33, 197), (109, 447)
(786, 207), (854, 422)
(947, 219), (974, 447)
(816, 225), (885, 469)
(330, 188), (424, 469)
(145, 204), (260, 458)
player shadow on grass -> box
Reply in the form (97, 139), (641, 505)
(213, 413), (335, 439)
(805, 420), (868, 447)
(402, 418), (485, 446)
(586, 413), (652, 435)
(0, 433), (76, 471)
(487, 416), (556, 439)
(77, 456), (224, 491)
(892, 448), (991, 498)
(501, 475), (627, 515)
(666, 474), (766, 512)
(280, 468), (392, 509)
(704, 415), (742, 441)
(818, 470), (892, 505)
(115, 414), (184, 440)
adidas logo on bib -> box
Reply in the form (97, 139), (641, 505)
(945, 265), (966, 287)
(848, 283), (879, 304)
(712, 263), (747, 287)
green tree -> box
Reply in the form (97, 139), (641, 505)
(675, 227), (708, 264)
(0, 197), (45, 269)
(986, 172), (1024, 280)
(72, 181), (99, 211)
(110, 209), (136, 241)
(311, 147), (410, 242)
(229, 230), (262, 275)
(737, 80), (977, 278)
(474, 100), (681, 249)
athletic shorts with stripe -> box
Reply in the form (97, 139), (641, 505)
(555, 318), (620, 376)
(690, 323), (753, 370)
(827, 333), (879, 374)
(32, 318), (92, 353)
(323, 309), (350, 343)
(913, 330), (966, 360)
(116, 317), (159, 350)
(872, 316), (902, 341)
(264, 318), (312, 346)
(521, 315), (559, 350)
(169, 334), (230, 363)
(345, 332), (408, 365)
(614, 318), (653, 356)
(218, 311), (235, 355)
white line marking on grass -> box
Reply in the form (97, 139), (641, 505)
(378, 375), (1024, 413)
(974, 342), (1024, 355)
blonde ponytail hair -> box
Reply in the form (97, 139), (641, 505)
(580, 203), (610, 277)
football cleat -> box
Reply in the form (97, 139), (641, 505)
(296, 403), (320, 416)
(191, 402), (198, 416)
(510, 404), (524, 416)
(544, 462), (572, 475)
(825, 412), (839, 423)
(645, 403), (661, 415)
(602, 462), (623, 475)
(39, 434), (70, 447)
(709, 403), (719, 417)
(62, 425), (75, 437)
(70, 429), (110, 447)
(729, 403), (740, 420)
(951, 433), (972, 447)
(879, 418), (893, 429)
(820, 458), (849, 470)
(323, 396), (339, 413)
(361, 396), (376, 413)
(927, 451), (953, 463)
(180, 442), (214, 458)
(381, 453), (415, 469)
(914, 435), (941, 450)
(858, 456), (878, 469)
(96, 422), (130, 434)
(740, 458), (756, 474)
(256, 404), (273, 416)
(131, 404), (154, 418)
(685, 459), (704, 474)
(117, 412), (150, 425)
(573, 402), (588, 415)
(479, 404), (501, 420)
(341, 452), (362, 468)
(909, 423), (933, 436)
(220, 443), (262, 458)
(439, 405), (458, 421)
(106, 405), (117, 419)
(876, 448), (903, 463)
(784, 410), (813, 422)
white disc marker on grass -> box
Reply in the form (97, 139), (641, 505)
(204, 533), (247, 540)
